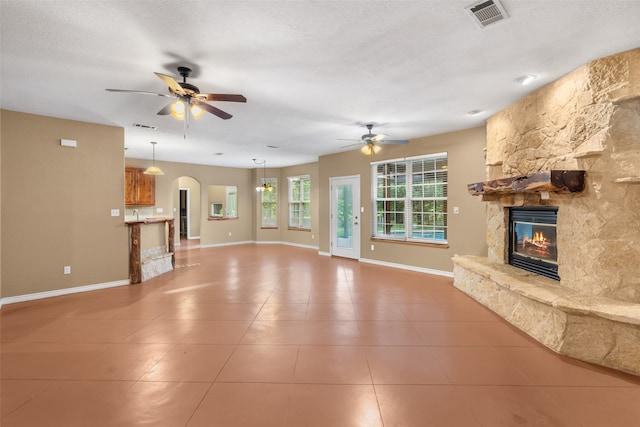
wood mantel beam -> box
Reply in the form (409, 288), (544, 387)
(468, 170), (585, 196)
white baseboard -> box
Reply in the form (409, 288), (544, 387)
(255, 240), (319, 250)
(359, 257), (453, 278)
(277, 242), (319, 250)
(200, 240), (255, 249)
(202, 240), (320, 251)
(0, 279), (130, 307)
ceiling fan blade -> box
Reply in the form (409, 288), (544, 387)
(105, 89), (172, 98)
(194, 101), (232, 120)
(197, 93), (247, 103)
(339, 142), (364, 149)
(154, 72), (186, 96)
(337, 138), (362, 142)
(157, 104), (172, 115)
(381, 139), (409, 145)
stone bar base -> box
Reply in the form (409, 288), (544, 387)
(453, 255), (640, 376)
(141, 245), (174, 282)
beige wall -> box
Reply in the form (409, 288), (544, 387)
(319, 127), (488, 273)
(254, 162), (320, 248)
(1, 110), (128, 298)
(124, 158), (255, 247)
(1, 108), (487, 301)
(0, 116), (3, 301)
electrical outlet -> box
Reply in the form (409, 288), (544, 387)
(63, 266), (71, 274)
(156, 207), (164, 213)
(453, 207), (460, 214)
(311, 234), (315, 239)
(370, 244), (375, 251)
(228, 232), (232, 236)
(110, 209), (120, 217)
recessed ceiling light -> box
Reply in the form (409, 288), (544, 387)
(213, 152), (224, 156)
(515, 75), (537, 86)
(468, 110), (483, 116)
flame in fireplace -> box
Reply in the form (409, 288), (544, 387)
(523, 231), (547, 247)
(522, 231), (550, 255)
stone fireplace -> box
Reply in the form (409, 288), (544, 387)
(453, 48), (640, 375)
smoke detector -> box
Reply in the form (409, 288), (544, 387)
(465, 0), (509, 28)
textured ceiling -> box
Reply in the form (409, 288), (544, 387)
(2, 1), (639, 168)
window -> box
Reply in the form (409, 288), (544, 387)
(260, 178), (278, 227)
(288, 175), (311, 229)
(371, 153), (448, 244)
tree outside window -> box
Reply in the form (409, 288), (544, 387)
(261, 178), (277, 227)
(372, 153), (447, 243)
(288, 175), (311, 229)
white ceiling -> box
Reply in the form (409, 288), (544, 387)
(2, 1), (639, 168)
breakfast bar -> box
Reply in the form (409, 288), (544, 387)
(126, 218), (175, 284)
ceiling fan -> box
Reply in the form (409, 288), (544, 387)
(340, 124), (409, 155)
(106, 66), (246, 121)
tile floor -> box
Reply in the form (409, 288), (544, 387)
(1, 244), (639, 426)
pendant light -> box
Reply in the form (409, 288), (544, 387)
(144, 141), (164, 175)
(254, 159), (273, 192)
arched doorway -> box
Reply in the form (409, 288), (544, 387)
(174, 176), (201, 248)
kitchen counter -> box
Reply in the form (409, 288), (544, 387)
(125, 217), (173, 224)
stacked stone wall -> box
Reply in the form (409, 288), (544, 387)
(484, 48), (640, 302)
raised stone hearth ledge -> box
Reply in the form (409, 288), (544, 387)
(453, 255), (640, 376)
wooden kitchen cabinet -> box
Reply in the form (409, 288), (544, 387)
(125, 167), (155, 206)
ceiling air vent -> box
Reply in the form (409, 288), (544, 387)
(132, 123), (158, 131)
(465, 0), (509, 28)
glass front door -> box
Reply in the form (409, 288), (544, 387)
(330, 176), (360, 259)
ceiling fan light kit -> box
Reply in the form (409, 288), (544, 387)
(339, 123), (409, 155)
(361, 143), (381, 155)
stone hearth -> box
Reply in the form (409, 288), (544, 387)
(453, 48), (640, 375)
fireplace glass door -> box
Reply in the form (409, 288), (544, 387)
(509, 207), (559, 280)
(512, 222), (557, 263)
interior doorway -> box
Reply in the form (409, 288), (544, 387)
(179, 188), (190, 238)
(175, 176), (201, 249)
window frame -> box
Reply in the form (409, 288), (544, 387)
(260, 177), (278, 228)
(288, 175), (311, 230)
(371, 152), (448, 245)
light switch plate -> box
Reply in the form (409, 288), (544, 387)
(110, 209), (120, 217)
(60, 139), (77, 147)
(156, 207), (164, 213)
